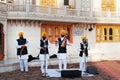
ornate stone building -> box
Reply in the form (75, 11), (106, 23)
(0, 0), (120, 62)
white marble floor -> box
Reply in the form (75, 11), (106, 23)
(0, 59), (19, 73)
(0, 58), (19, 66)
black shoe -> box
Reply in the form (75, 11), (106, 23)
(82, 71), (89, 75)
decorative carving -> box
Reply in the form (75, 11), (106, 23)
(7, 0), (14, 3)
(15, 20), (18, 26)
(0, 2), (7, 12)
(101, 0), (116, 12)
(73, 24), (84, 36)
(10, 20), (13, 26)
(20, 20), (23, 26)
(25, 20), (28, 26)
(80, 0), (91, 11)
(34, 21), (38, 27)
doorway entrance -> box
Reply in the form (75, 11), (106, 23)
(0, 23), (4, 60)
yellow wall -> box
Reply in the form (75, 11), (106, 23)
(101, 0), (116, 12)
(40, 0), (56, 7)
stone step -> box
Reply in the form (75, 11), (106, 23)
(0, 58), (80, 73)
(0, 59), (19, 73)
(0, 63), (19, 73)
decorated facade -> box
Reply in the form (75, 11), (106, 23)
(0, 0), (120, 62)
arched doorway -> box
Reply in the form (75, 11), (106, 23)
(0, 23), (4, 60)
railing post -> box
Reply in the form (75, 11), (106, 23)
(77, 9), (80, 17)
(48, 6), (51, 15)
(64, 6), (67, 16)
(90, 0), (93, 18)
(26, 0), (30, 12)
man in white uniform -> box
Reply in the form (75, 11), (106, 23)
(79, 36), (90, 75)
(39, 32), (51, 77)
(16, 32), (29, 72)
(56, 30), (70, 71)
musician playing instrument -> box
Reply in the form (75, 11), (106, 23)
(78, 36), (90, 75)
(56, 30), (70, 71)
(38, 32), (51, 77)
(16, 32), (29, 72)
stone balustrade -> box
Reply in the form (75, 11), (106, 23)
(0, 2), (7, 12)
(0, 2), (7, 19)
(5, 4), (120, 23)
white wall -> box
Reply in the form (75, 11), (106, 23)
(57, 0), (64, 8)
(94, 43), (120, 60)
(76, 0), (80, 9)
(92, 0), (101, 11)
(71, 24), (120, 61)
(36, 0), (40, 5)
(6, 22), (120, 61)
(116, 0), (120, 14)
(7, 21), (40, 59)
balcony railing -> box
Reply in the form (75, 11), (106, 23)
(93, 11), (120, 18)
(29, 5), (79, 17)
(7, 4), (26, 12)
(0, 2), (7, 12)
(0, 2), (7, 19)
(7, 4), (120, 22)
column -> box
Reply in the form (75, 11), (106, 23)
(26, 0), (30, 12)
(3, 20), (7, 60)
(90, 0), (93, 18)
(36, 0), (40, 5)
(48, 6), (51, 15)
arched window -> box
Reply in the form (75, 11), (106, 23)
(96, 25), (120, 42)
(104, 28), (107, 35)
(109, 28), (113, 40)
(64, 0), (69, 5)
(96, 26), (101, 42)
(104, 28), (107, 40)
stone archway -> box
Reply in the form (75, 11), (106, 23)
(0, 23), (4, 60)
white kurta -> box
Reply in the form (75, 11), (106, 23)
(39, 54), (49, 61)
(38, 39), (51, 60)
(16, 41), (29, 60)
(16, 39), (29, 72)
(56, 37), (70, 60)
(38, 39), (51, 74)
(17, 54), (28, 60)
(58, 54), (67, 59)
(78, 41), (90, 72)
(80, 52), (86, 63)
(56, 37), (70, 71)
